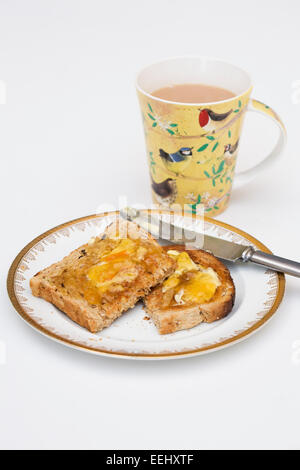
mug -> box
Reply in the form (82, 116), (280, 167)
(136, 57), (286, 217)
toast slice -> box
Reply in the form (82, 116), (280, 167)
(144, 245), (235, 335)
(30, 219), (175, 333)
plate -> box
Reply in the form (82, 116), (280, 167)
(7, 211), (285, 360)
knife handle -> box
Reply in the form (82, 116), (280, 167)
(243, 248), (300, 277)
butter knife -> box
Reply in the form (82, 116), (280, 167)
(120, 207), (300, 278)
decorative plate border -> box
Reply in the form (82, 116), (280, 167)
(7, 211), (285, 360)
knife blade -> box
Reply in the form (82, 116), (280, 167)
(120, 207), (248, 262)
(120, 207), (300, 277)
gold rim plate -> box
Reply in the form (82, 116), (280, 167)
(7, 211), (285, 360)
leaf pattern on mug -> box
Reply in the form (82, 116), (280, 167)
(149, 151), (156, 175)
(185, 191), (231, 214)
(233, 100), (242, 113)
(202, 159), (235, 187)
(146, 103), (179, 134)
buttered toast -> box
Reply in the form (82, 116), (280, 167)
(144, 245), (235, 335)
(30, 220), (175, 333)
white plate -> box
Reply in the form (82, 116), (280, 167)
(7, 211), (285, 360)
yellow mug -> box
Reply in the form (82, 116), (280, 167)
(136, 57), (286, 217)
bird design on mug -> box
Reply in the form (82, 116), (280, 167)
(223, 139), (239, 166)
(159, 147), (193, 175)
(151, 176), (177, 206)
(198, 108), (233, 134)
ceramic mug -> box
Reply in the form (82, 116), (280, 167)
(136, 57), (286, 217)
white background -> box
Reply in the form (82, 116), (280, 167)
(1, 0), (300, 450)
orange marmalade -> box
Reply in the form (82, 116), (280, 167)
(162, 250), (221, 306)
(52, 237), (163, 305)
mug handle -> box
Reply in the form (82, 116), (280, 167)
(234, 98), (287, 189)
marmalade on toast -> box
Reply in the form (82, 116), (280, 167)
(161, 250), (221, 307)
(52, 237), (166, 306)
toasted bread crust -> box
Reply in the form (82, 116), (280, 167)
(30, 220), (175, 333)
(144, 245), (235, 335)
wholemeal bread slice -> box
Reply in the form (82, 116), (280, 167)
(30, 219), (175, 333)
(144, 245), (235, 335)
